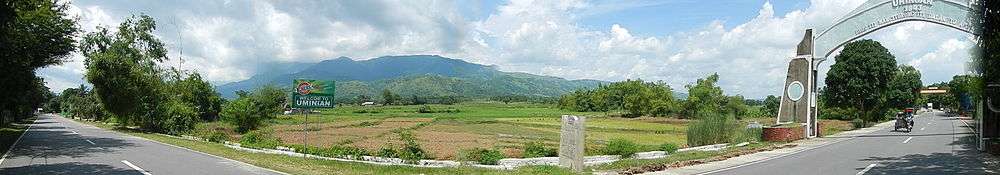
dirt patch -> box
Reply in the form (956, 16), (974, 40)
(414, 131), (496, 160)
(274, 117), (431, 147)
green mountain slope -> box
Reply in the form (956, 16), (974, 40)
(216, 55), (605, 101)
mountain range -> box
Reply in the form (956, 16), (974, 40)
(215, 55), (609, 101)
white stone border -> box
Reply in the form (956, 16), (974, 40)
(159, 133), (744, 169)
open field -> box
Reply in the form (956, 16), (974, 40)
(196, 102), (692, 160)
(194, 102), (857, 160)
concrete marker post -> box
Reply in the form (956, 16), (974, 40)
(559, 115), (585, 172)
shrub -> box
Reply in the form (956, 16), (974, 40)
(239, 129), (281, 149)
(221, 97), (263, 133)
(376, 146), (399, 158)
(417, 105), (433, 113)
(851, 118), (866, 129)
(161, 100), (198, 135)
(602, 138), (639, 158)
(287, 144), (370, 159)
(397, 132), (427, 163)
(659, 143), (679, 154)
(686, 112), (738, 146)
(522, 141), (557, 158)
(458, 148), (505, 165)
(206, 131), (231, 143)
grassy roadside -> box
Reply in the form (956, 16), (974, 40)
(69, 117), (576, 175)
(590, 142), (792, 174)
(1, 117), (34, 156)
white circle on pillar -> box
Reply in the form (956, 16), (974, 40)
(787, 81), (804, 102)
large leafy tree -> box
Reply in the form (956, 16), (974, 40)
(169, 71), (223, 121)
(885, 65), (923, 109)
(80, 14), (170, 130)
(0, 0), (78, 125)
(824, 39), (897, 123)
(683, 73), (725, 118)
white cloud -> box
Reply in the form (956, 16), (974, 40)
(37, 0), (975, 98)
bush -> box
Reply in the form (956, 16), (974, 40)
(397, 132), (427, 163)
(161, 100), (198, 135)
(376, 146), (399, 158)
(221, 97), (263, 133)
(522, 141), (557, 158)
(206, 131), (231, 143)
(458, 148), (505, 165)
(686, 112), (738, 146)
(239, 129), (281, 149)
(417, 105), (433, 113)
(659, 143), (679, 154)
(287, 144), (370, 159)
(601, 138), (639, 158)
(851, 118), (866, 129)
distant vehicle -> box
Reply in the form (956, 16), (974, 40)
(361, 102), (377, 106)
(894, 112), (913, 132)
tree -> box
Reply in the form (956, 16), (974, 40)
(683, 73), (725, 118)
(80, 14), (170, 130)
(169, 71), (223, 121)
(824, 39), (897, 124)
(382, 89), (401, 105)
(763, 95), (780, 117)
(221, 97), (260, 133)
(885, 65), (923, 109)
(0, 0), (78, 125)
(250, 85), (287, 119)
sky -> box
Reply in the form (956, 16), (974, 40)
(38, 0), (976, 98)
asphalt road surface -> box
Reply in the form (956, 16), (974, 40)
(711, 110), (990, 175)
(0, 114), (282, 175)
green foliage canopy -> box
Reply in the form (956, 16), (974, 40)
(885, 65), (923, 109)
(824, 39), (897, 123)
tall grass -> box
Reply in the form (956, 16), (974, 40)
(686, 112), (740, 147)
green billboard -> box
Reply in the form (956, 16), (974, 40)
(291, 79), (335, 108)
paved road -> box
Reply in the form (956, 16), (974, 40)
(711, 110), (989, 175)
(0, 114), (283, 175)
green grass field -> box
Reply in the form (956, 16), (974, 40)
(197, 102), (691, 159)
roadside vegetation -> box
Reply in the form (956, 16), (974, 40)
(0, 117), (33, 155)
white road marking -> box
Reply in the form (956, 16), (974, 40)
(920, 127), (925, 131)
(85, 139), (96, 145)
(71, 130), (78, 134)
(903, 137), (913, 144)
(122, 160), (153, 175)
(857, 163), (877, 175)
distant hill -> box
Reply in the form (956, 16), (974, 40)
(216, 55), (607, 101)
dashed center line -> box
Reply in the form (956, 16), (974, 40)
(85, 139), (96, 145)
(903, 137), (913, 144)
(122, 160), (153, 175)
(857, 163), (877, 175)
(70, 130), (78, 134)
(920, 127), (925, 131)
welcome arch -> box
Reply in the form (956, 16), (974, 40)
(776, 0), (979, 138)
